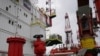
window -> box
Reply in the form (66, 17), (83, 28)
(18, 24), (20, 28)
(23, 0), (31, 10)
(26, 14), (27, 17)
(8, 20), (11, 24)
(17, 24), (22, 29)
(14, 5), (16, 7)
(8, 20), (14, 25)
(31, 17), (33, 21)
(24, 13), (28, 17)
(24, 13), (25, 16)
(20, 9), (21, 11)
(6, 7), (8, 11)
(8, 20), (22, 29)
(9, 5), (11, 8)
(12, 21), (14, 25)
(19, 25), (22, 29)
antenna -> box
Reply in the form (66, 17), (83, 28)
(15, 2), (19, 37)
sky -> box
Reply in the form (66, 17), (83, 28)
(30, 0), (97, 54)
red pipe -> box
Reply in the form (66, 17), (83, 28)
(7, 37), (26, 56)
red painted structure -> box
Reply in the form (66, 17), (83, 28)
(76, 0), (94, 37)
(76, 0), (97, 56)
(7, 37), (26, 56)
(50, 45), (81, 56)
(33, 35), (46, 56)
(45, 0), (56, 27)
(94, 0), (100, 23)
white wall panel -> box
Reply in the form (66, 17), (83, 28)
(30, 25), (46, 41)
(0, 15), (16, 33)
(23, 41), (33, 55)
(1, 0), (17, 17)
(17, 21), (30, 38)
(18, 6), (31, 25)
(1, 0), (7, 10)
(0, 0), (3, 9)
(0, 31), (9, 51)
(7, 1), (17, 17)
(39, 27), (46, 41)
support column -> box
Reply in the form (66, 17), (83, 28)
(7, 37), (26, 56)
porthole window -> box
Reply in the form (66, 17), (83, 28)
(9, 5), (11, 8)
(24, 13), (25, 16)
(26, 14), (27, 17)
(6, 7), (8, 11)
(24, 13), (28, 17)
(14, 5), (16, 7)
(17, 24), (22, 29)
(8, 20), (11, 24)
(20, 9), (21, 11)
(31, 17), (33, 21)
(18, 24), (20, 28)
(12, 21), (14, 25)
(19, 25), (22, 29)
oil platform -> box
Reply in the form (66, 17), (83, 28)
(49, 0), (100, 56)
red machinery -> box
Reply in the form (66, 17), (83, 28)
(33, 35), (46, 56)
(77, 0), (94, 37)
(76, 0), (99, 56)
